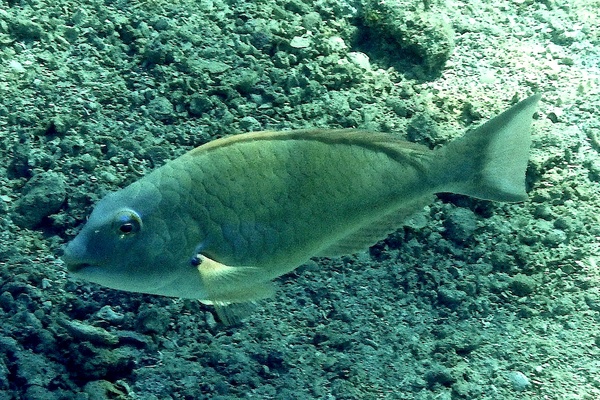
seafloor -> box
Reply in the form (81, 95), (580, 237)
(1, 0), (599, 399)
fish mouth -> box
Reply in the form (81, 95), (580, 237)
(62, 246), (98, 273)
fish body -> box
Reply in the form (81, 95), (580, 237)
(63, 94), (540, 310)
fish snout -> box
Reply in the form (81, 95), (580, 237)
(62, 249), (87, 272)
(62, 238), (93, 272)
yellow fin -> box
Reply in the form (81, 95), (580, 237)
(196, 254), (275, 304)
(316, 195), (433, 257)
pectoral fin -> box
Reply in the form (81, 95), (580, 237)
(196, 254), (275, 324)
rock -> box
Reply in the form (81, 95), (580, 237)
(509, 274), (536, 297)
(359, 1), (454, 74)
(188, 94), (214, 116)
(14, 351), (60, 388)
(205, 311), (218, 330)
(290, 35), (311, 49)
(59, 319), (119, 346)
(425, 366), (457, 388)
(12, 311), (43, 331)
(135, 307), (170, 334)
(8, 18), (44, 41)
(508, 371), (531, 391)
(444, 208), (478, 243)
(115, 331), (152, 349)
(24, 385), (60, 400)
(239, 116), (261, 132)
(0, 358), (9, 390)
(0, 335), (19, 355)
(147, 96), (174, 122)
(437, 285), (467, 309)
(68, 343), (136, 380)
(12, 171), (66, 228)
(84, 380), (128, 400)
(0, 292), (15, 312)
(95, 305), (125, 324)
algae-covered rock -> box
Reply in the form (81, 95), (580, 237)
(84, 380), (129, 400)
(12, 171), (66, 228)
(135, 307), (170, 334)
(444, 208), (478, 243)
(66, 342), (136, 381)
(359, 0), (455, 75)
(509, 274), (537, 297)
(58, 318), (119, 346)
(425, 365), (457, 388)
(14, 350), (62, 389)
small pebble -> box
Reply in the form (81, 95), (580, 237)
(95, 305), (125, 324)
(508, 371), (531, 391)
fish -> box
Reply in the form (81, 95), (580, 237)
(63, 94), (540, 322)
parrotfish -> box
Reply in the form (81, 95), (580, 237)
(63, 94), (540, 321)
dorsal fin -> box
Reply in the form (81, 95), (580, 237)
(188, 129), (431, 167)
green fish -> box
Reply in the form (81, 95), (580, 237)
(63, 94), (540, 321)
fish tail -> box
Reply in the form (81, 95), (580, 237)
(432, 94), (541, 202)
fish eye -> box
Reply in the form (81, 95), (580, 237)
(119, 223), (135, 234)
(114, 209), (142, 237)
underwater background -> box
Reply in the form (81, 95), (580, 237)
(0, 0), (599, 398)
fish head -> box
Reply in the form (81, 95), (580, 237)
(62, 183), (186, 294)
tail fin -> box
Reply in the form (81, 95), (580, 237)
(433, 94), (541, 202)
